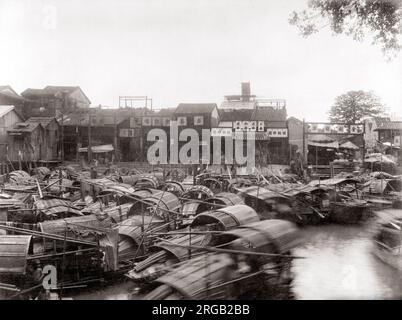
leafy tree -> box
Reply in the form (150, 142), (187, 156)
(329, 90), (384, 123)
(289, 0), (402, 57)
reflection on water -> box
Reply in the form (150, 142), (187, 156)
(71, 220), (402, 300)
(292, 222), (402, 300)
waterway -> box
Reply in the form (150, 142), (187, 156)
(71, 220), (402, 300)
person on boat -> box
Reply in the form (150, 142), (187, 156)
(24, 259), (44, 300)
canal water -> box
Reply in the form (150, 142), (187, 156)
(71, 220), (402, 300)
(292, 221), (402, 299)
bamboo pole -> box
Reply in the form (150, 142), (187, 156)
(155, 236), (305, 259)
(0, 224), (98, 246)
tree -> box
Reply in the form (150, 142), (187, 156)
(289, 0), (402, 57)
(329, 90), (384, 123)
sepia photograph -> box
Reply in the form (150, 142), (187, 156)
(0, 0), (401, 306)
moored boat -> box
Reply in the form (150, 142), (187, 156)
(372, 208), (402, 271)
(329, 199), (370, 224)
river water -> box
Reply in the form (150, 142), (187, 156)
(71, 220), (402, 300)
(292, 222), (402, 299)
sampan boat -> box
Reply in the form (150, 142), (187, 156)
(372, 208), (402, 271)
(142, 219), (302, 300)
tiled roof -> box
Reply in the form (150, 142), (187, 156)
(373, 117), (390, 127)
(7, 122), (42, 133)
(218, 108), (287, 127)
(155, 108), (175, 116)
(61, 112), (125, 127)
(175, 103), (217, 114)
(251, 107), (287, 122)
(265, 121), (287, 128)
(287, 116), (303, 124)
(0, 85), (26, 101)
(219, 109), (254, 121)
(219, 100), (256, 110)
(0, 105), (15, 118)
(22, 86), (78, 97)
(21, 86), (91, 104)
(26, 117), (58, 128)
(43, 86), (79, 94)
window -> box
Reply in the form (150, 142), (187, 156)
(194, 116), (204, 125)
(258, 121), (264, 131)
(152, 117), (161, 126)
(142, 117), (151, 126)
(177, 117), (187, 126)
(163, 118), (171, 126)
(130, 117), (141, 127)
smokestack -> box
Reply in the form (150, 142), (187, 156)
(241, 82), (250, 101)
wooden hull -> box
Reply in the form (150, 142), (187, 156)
(372, 245), (402, 272)
(329, 203), (369, 224)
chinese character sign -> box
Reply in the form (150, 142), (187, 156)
(307, 123), (364, 135)
(266, 128), (288, 137)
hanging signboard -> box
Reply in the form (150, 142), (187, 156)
(232, 121), (257, 131)
(266, 128), (288, 137)
(211, 128), (233, 137)
(306, 123), (364, 135)
(256, 99), (286, 108)
(119, 128), (140, 137)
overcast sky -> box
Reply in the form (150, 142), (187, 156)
(1, 0), (401, 121)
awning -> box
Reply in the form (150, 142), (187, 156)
(308, 134), (335, 143)
(339, 141), (359, 150)
(308, 140), (339, 149)
(364, 153), (396, 164)
(78, 144), (114, 153)
(381, 141), (400, 149)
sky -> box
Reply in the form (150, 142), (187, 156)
(0, 0), (401, 121)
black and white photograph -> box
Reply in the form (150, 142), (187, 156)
(0, 0), (401, 305)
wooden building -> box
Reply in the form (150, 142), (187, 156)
(133, 108), (174, 162)
(217, 105), (289, 165)
(0, 105), (24, 162)
(173, 103), (219, 164)
(173, 103), (219, 133)
(26, 117), (60, 160)
(6, 122), (45, 163)
(251, 106), (288, 165)
(0, 86), (28, 117)
(62, 108), (139, 162)
(363, 116), (390, 151)
(21, 86), (91, 118)
(217, 83), (289, 166)
(374, 121), (402, 159)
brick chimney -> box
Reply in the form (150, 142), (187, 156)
(241, 82), (250, 101)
